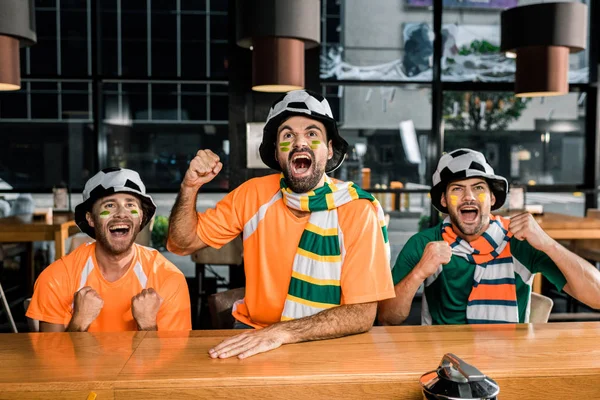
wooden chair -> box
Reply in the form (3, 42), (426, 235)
(0, 280), (17, 333)
(207, 287), (245, 329)
(529, 292), (554, 323)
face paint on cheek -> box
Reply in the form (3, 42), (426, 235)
(279, 142), (291, 152)
(130, 209), (140, 218)
(449, 195), (458, 206)
(310, 140), (321, 150)
(99, 210), (111, 219)
(478, 193), (487, 203)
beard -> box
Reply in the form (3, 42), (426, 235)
(281, 147), (327, 193)
(447, 206), (489, 238)
(93, 216), (141, 256)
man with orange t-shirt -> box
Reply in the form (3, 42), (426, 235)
(27, 168), (191, 332)
(168, 90), (395, 359)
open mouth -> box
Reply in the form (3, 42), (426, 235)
(108, 224), (132, 238)
(459, 206), (479, 223)
(291, 153), (313, 176)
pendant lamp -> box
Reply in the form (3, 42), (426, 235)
(500, 2), (587, 97)
(236, 0), (320, 92)
(0, 0), (37, 91)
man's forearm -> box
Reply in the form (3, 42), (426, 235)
(543, 241), (600, 309)
(268, 302), (377, 344)
(378, 269), (424, 325)
(167, 186), (201, 255)
(65, 316), (90, 332)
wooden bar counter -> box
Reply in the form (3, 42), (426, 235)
(1, 322), (599, 399)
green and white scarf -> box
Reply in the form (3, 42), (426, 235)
(279, 174), (390, 321)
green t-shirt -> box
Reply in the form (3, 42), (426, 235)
(392, 223), (567, 325)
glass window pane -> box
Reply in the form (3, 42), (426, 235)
(441, 0), (588, 83)
(31, 82), (59, 119)
(122, 11), (148, 76)
(443, 91), (586, 185)
(0, 122), (95, 190)
(181, 84), (207, 120)
(0, 90), (27, 119)
(151, 84), (178, 120)
(210, 14), (227, 41)
(150, 12), (177, 77)
(181, 15), (207, 77)
(102, 124), (229, 190)
(320, 1), (432, 82)
(61, 10), (89, 76)
(101, 10), (119, 75)
(62, 82), (90, 120)
(327, 84), (431, 192)
(30, 10), (58, 75)
(210, 0), (228, 12)
(181, 0), (206, 11)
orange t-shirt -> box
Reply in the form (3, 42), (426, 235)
(190, 174), (395, 328)
(26, 242), (191, 332)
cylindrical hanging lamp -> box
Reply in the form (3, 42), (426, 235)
(236, 0), (320, 92)
(500, 2), (587, 98)
(0, 0), (37, 91)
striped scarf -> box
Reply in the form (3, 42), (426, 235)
(279, 174), (390, 321)
(441, 215), (519, 324)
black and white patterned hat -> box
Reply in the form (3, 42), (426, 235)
(260, 89), (349, 173)
(430, 148), (508, 213)
(75, 167), (157, 238)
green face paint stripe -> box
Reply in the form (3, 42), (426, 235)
(280, 147), (290, 152)
(130, 209), (140, 217)
(279, 142), (291, 146)
(311, 140), (321, 144)
(99, 211), (110, 218)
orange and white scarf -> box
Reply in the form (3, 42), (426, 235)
(441, 215), (519, 324)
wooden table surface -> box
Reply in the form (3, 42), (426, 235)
(1, 322), (599, 399)
(531, 212), (600, 239)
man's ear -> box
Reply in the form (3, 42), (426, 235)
(85, 211), (95, 228)
(491, 192), (496, 207)
(440, 192), (447, 208)
(328, 140), (333, 160)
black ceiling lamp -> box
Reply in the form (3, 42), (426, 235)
(0, 0), (36, 91)
(236, 0), (320, 92)
(501, 2), (587, 97)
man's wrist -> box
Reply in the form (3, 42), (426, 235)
(67, 315), (91, 332)
(180, 182), (202, 193)
(135, 318), (158, 331)
(411, 263), (431, 283)
(266, 322), (295, 344)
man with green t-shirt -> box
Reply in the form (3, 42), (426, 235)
(378, 148), (600, 325)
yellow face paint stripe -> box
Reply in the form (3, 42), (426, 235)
(450, 195), (458, 206)
(478, 193), (487, 203)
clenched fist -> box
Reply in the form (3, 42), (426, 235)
(183, 149), (223, 189)
(415, 241), (452, 281)
(72, 286), (104, 331)
(131, 288), (163, 331)
(509, 212), (553, 251)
